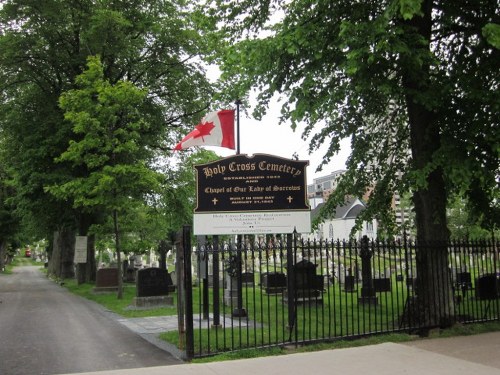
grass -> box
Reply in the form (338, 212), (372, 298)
(153, 276), (500, 359)
(187, 321), (500, 363)
(62, 278), (179, 318)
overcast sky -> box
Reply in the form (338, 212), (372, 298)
(200, 65), (351, 184)
(204, 101), (351, 185)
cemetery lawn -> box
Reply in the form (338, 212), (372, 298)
(62, 279), (179, 318)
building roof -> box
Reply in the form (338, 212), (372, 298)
(310, 197), (366, 222)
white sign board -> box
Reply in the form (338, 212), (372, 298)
(74, 236), (88, 263)
(194, 211), (311, 235)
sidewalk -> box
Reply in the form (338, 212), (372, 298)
(62, 314), (500, 375)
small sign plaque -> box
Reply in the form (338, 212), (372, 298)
(194, 210), (311, 235)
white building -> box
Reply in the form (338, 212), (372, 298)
(309, 197), (378, 241)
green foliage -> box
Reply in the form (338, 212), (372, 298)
(482, 23), (500, 48)
(0, 0), (213, 243)
(204, 0), (499, 238)
(398, 0), (424, 20)
(162, 149), (220, 231)
(447, 194), (497, 240)
(47, 56), (161, 214)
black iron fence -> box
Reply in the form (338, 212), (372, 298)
(179, 229), (499, 359)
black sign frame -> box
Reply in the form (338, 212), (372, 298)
(194, 154), (309, 213)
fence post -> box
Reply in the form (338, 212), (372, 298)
(182, 225), (194, 360)
(213, 235), (221, 326)
(287, 232), (296, 335)
(198, 236), (210, 320)
(175, 231), (184, 351)
(232, 235), (247, 317)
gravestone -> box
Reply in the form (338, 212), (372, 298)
(224, 274), (239, 306)
(373, 278), (391, 292)
(284, 259), (323, 304)
(94, 268), (119, 292)
(136, 267), (169, 297)
(456, 271), (472, 290)
(344, 275), (357, 292)
(261, 272), (287, 294)
(131, 267), (173, 308)
(170, 270), (177, 288)
(124, 267), (136, 283)
(358, 236), (377, 305)
(122, 259), (136, 283)
(476, 274), (500, 300)
(241, 271), (254, 285)
(166, 270), (176, 292)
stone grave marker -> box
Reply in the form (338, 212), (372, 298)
(241, 271), (254, 285)
(284, 259), (323, 304)
(373, 277), (391, 292)
(131, 267), (174, 308)
(344, 275), (357, 292)
(476, 274), (499, 300)
(261, 272), (287, 294)
(94, 268), (119, 292)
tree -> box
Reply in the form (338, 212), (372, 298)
(447, 194), (497, 240)
(0, 152), (19, 271)
(48, 56), (162, 299)
(205, 0), (499, 328)
(0, 0), (213, 279)
(163, 149), (221, 230)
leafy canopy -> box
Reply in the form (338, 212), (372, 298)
(47, 56), (161, 213)
(204, 0), (499, 235)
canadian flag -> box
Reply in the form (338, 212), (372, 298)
(173, 109), (235, 151)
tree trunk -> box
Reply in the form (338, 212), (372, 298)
(0, 239), (6, 272)
(48, 228), (76, 279)
(113, 209), (123, 299)
(403, 0), (454, 330)
(47, 232), (59, 277)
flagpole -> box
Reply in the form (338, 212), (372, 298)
(233, 98), (246, 318)
(235, 99), (241, 155)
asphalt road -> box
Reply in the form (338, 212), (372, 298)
(0, 266), (182, 375)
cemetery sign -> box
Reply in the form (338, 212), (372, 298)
(74, 236), (88, 264)
(193, 154), (311, 235)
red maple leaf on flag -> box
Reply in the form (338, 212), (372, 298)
(193, 121), (215, 141)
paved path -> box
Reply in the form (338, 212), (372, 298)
(0, 266), (182, 375)
(62, 332), (500, 375)
(403, 331), (500, 370)
(109, 314), (500, 375)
